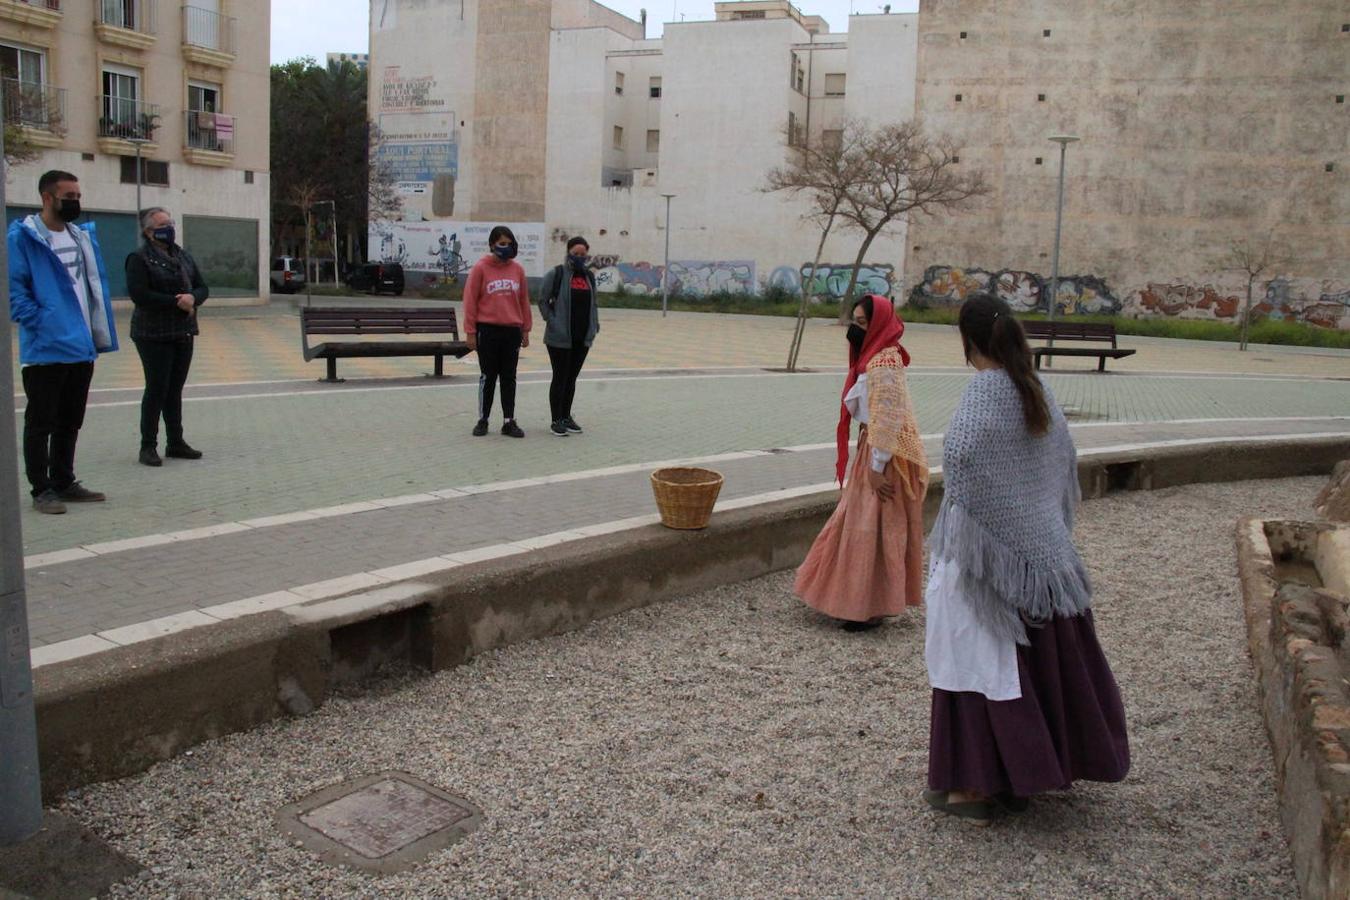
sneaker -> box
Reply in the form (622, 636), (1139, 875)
(32, 490), (66, 515)
(501, 420), (525, 439)
(550, 421), (569, 437)
(472, 419), (489, 437)
(165, 442), (203, 460)
(56, 482), (106, 503)
(561, 416), (583, 434)
(139, 446), (163, 467)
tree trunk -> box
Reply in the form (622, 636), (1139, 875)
(1240, 274), (1254, 351)
(836, 227), (882, 324)
(788, 220), (833, 372)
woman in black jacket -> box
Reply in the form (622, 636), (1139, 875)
(126, 207), (209, 466)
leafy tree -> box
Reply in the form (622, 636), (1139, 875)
(270, 58), (400, 269)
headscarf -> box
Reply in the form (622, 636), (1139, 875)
(836, 295), (911, 485)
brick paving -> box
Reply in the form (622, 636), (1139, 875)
(10, 299), (1350, 649)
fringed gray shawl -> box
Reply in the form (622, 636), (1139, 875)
(928, 368), (1091, 645)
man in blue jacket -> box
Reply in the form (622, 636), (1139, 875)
(8, 170), (118, 514)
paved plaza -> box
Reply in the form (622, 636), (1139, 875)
(9, 299), (1350, 657)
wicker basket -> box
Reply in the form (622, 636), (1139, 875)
(650, 467), (724, 530)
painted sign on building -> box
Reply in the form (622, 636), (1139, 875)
(369, 220), (548, 279)
(377, 67), (458, 210)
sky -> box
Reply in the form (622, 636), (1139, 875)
(270, 0), (920, 64)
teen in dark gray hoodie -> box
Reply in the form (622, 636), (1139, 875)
(538, 236), (599, 436)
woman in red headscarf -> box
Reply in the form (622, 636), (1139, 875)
(794, 295), (928, 631)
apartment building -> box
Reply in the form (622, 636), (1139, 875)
(369, 0), (918, 300)
(0, 0), (269, 299)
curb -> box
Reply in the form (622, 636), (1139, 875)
(32, 434), (1350, 801)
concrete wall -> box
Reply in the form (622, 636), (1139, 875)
(905, 0), (1350, 329)
(1, 0), (271, 298)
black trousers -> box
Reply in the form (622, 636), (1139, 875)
(547, 344), (590, 422)
(21, 361), (94, 497)
(475, 323), (521, 421)
(134, 337), (194, 447)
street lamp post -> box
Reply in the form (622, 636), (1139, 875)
(1044, 135), (1079, 367)
(0, 91), (44, 847)
(660, 193), (675, 318)
(128, 136), (153, 243)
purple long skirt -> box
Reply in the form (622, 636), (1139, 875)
(927, 610), (1130, 797)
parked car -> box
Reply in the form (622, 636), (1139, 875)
(346, 261), (405, 296)
(270, 256), (307, 294)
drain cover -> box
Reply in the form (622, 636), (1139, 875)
(278, 773), (481, 874)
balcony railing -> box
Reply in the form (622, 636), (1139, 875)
(99, 0), (155, 34)
(14, 1), (61, 9)
(98, 95), (159, 141)
(1, 78), (65, 131)
(185, 109), (233, 154)
(183, 4), (234, 54)
(0, 0), (62, 27)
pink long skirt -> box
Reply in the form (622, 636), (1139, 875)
(793, 432), (925, 622)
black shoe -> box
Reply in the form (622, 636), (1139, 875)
(550, 421), (569, 437)
(32, 490), (66, 515)
(139, 446), (163, 467)
(56, 482), (105, 502)
(501, 420), (525, 439)
(841, 618), (883, 632)
(165, 442), (203, 460)
(561, 416), (583, 434)
(472, 419), (489, 437)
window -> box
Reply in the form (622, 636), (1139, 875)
(244, 170), (254, 184)
(102, 65), (144, 139)
(952, 155), (960, 164)
(0, 43), (51, 129)
(1338, 95), (1346, 104)
(733, 9), (765, 18)
(649, 76), (661, 99)
(646, 129), (659, 153)
(120, 156), (169, 186)
(1035, 156), (1043, 165)
(790, 52), (804, 93)
(955, 93), (963, 102)
(824, 73), (846, 97)
(787, 111), (805, 148)
(612, 125), (623, 149)
(959, 31), (967, 39)
(1038, 93), (1046, 101)
(822, 129), (843, 151)
(614, 71), (624, 96)
(188, 81), (227, 151)
(101, 0), (140, 30)
(1043, 29), (1051, 37)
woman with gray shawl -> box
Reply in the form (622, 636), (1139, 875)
(923, 293), (1129, 824)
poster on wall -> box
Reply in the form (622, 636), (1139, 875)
(377, 67), (458, 212)
(370, 220), (548, 281)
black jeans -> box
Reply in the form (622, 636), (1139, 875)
(475, 323), (521, 421)
(21, 361), (94, 497)
(134, 337), (194, 447)
(547, 344), (590, 422)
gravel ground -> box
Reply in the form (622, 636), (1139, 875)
(62, 476), (1320, 899)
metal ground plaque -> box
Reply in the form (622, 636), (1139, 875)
(278, 772), (482, 874)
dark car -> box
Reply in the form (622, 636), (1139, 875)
(346, 262), (405, 296)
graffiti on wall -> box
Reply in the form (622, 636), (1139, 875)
(1257, 279), (1350, 330)
(589, 259), (755, 296)
(1130, 283), (1241, 319)
(798, 264), (895, 299)
(908, 266), (1123, 315)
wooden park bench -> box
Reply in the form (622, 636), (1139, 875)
(1022, 320), (1136, 372)
(300, 306), (472, 383)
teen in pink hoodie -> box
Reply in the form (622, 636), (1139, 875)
(464, 225), (532, 438)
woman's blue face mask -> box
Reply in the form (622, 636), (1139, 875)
(492, 243), (517, 260)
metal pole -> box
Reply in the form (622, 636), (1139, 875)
(0, 90), (45, 846)
(304, 206), (312, 307)
(134, 142), (143, 244)
(1045, 135), (1077, 367)
(660, 193), (673, 318)
(330, 202), (339, 287)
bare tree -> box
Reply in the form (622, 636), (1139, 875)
(288, 180), (321, 284)
(368, 124), (403, 224)
(1224, 233), (1289, 351)
(763, 122), (869, 370)
(831, 120), (988, 323)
